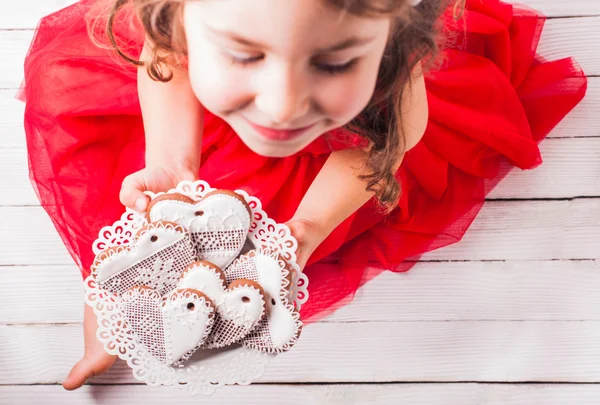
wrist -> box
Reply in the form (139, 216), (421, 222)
(145, 153), (200, 175)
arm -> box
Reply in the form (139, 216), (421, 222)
(138, 39), (204, 171)
(120, 39), (205, 210)
(67, 43), (207, 390)
(288, 63), (429, 268)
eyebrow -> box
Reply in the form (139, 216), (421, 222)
(205, 25), (375, 52)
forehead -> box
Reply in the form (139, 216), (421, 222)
(185, 0), (390, 51)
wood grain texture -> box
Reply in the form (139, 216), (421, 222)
(486, 138), (600, 199)
(1, 0), (599, 396)
(3, 261), (600, 325)
(546, 77), (600, 138)
(2, 15), (599, 90)
(2, 321), (600, 384)
(0, 199), (597, 267)
(536, 16), (600, 76)
(0, 1), (79, 30)
(518, 0), (600, 17)
(0, 138), (598, 206)
(420, 198), (600, 261)
(0, 31), (30, 90)
(3, 384), (600, 405)
(2, 0), (599, 30)
(3, 75), (598, 153)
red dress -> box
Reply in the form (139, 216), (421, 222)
(19, 0), (587, 322)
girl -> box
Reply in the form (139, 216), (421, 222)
(20, 0), (586, 390)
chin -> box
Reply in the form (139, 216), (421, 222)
(224, 116), (336, 158)
(241, 138), (306, 158)
(235, 127), (323, 158)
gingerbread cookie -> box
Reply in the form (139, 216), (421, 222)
(224, 250), (302, 353)
(121, 286), (215, 366)
(92, 221), (196, 296)
(178, 261), (266, 349)
(147, 190), (252, 269)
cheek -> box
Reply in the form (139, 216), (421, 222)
(187, 44), (252, 114)
(316, 68), (379, 123)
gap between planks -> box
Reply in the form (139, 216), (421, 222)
(3, 383), (600, 405)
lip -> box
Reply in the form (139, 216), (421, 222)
(246, 120), (315, 142)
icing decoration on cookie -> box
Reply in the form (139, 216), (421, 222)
(121, 286), (215, 366)
(92, 221), (196, 295)
(179, 261), (266, 349)
(147, 190), (252, 269)
(224, 250), (302, 353)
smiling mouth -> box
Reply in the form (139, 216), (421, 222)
(246, 120), (316, 142)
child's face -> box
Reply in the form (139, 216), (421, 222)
(183, 0), (391, 157)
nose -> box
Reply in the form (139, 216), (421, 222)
(254, 64), (311, 125)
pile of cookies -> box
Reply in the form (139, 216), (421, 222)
(91, 190), (302, 366)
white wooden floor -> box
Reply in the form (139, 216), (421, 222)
(1, 1), (599, 403)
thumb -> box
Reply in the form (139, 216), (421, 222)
(120, 174), (149, 212)
(63, 354), (115, 391)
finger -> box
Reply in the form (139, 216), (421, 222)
(63, 354), (116, 391)
(119, 175), (149, 212)
(62, 357), (94, 390)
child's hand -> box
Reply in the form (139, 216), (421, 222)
(62, 304), (116, 390)
(120, 166), (198, 212)
(285, 219), (328, 271)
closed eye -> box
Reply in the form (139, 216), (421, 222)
(314, 59), (357, 75)
(226, 51), (358, 76)
(225, 51), (264, 65)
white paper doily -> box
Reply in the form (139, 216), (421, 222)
(84, 180), (309, 396)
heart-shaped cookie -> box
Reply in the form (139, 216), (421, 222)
(224, 250), (302, 353)
(147, 190), (252, 269)
(121, 286), (215, 366)
(178, 261), (266, 349)
(92, 221), (197, 296)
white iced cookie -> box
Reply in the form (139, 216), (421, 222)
(225, 250), (302, 353)
(121, 286), (215, 366)
(92, 221), (196, 295)
(147, 190), (252, 269)
(179, 261), (266, 349)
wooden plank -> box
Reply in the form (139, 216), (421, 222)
(0, 207), (73, 265)
(0, 265), (83, 324)
(547, 76), (600, 139)
(2, 74), (598, 204)
(420, 198), (600, 261)
(3, 261), (600, 325)
(2, 0), (599, 395)
(0, 149), (38, 205)
(2, 74), (598, 148)
(0, 1), (79, 30)
(0, 199), (597, 266)
(536, 17), (600, 77)
(1, 0), (599, 30)
(2, 16), (600, 90)
(3, 384), (600, 404)
(0, 138), (598, 206)
(517, 0), (600, 17)
(308, 260), (600, 323)
(0, 91), (26, 149)
(2, 67), (597, 151)
(0, 31), (30, 89)
(2, 321), (600, 384)
(486, 137), (600, 199)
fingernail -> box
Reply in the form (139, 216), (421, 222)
(134, 197), (146, 212)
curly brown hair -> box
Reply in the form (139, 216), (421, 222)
(91, 0), (461, 211)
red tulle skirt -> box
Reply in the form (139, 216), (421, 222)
(19, 0), (586, 322)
